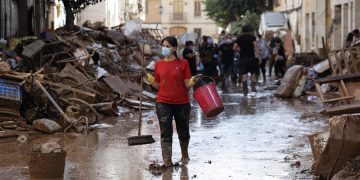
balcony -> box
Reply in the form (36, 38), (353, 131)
(169, 12), (187, 22)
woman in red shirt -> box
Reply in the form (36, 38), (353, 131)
(146, 36), (196, 168)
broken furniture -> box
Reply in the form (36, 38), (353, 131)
(314, 46), (360, 116)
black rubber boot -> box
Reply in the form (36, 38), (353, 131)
(242, 81), (248, 96)
(180, 140), (190, 164)
(161, 141), (173, 167)
(251, 81), (257, 92)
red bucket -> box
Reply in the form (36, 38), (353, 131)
(193, 82), (224, 117)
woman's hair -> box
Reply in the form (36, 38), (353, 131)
(161, 36), (180, 60)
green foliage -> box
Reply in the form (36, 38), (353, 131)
(62, 0), (104, 14)
(231, 11), (261, 34)
(203, 0), (270, 29)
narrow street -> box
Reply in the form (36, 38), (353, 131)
(0, 86), (328, 179)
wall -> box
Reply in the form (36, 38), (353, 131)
(144, 0), (161, 23)
(160, 0), (218, 39)
(330, 0), (360, 49)
(301, 0), (317, 52)
(0, 0), (46, 39)
(76, 0), (121, 27)
(47, 0), (66, 30)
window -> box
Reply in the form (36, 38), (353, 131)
(274, 0), (280, 7)
(194, 1), (201, 16)
(194, 28), (201, 43)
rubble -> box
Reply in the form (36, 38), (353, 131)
(274, 65), (306, 98)
(314, 114), (360, 179)
(0, 23), (163, 139)
(32, 118), (62, 134)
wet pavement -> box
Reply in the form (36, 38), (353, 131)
(0, 85), (328, 180)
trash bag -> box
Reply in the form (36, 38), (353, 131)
(124, 20), (142, 39)
(314, 114), (360, 179)
(274, 65), (305, 98)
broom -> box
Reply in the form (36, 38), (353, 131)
(127, 41), (155, 146)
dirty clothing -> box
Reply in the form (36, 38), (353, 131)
(156, 103), (191, 143)
(154, 59), (192, 104)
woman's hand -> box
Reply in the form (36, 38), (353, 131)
(144, 73), (159, 89)
(186, 74), (203, 89)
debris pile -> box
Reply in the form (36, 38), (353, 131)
(0, 21), (163, 138)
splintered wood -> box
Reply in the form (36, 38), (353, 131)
(329, 46), (360, 76)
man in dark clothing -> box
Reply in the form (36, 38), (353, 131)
(233, 25), (261, 96)
(183, 41), (197, 76)
(219, 34), (234, 92)
(200, 37), (218, 81)
(273, 38), (286, 79)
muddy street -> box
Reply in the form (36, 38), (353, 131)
(0, 87), (328, 180)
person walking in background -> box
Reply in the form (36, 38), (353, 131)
(145, 36), (200, 168)
(268, 36), (277, 77)
(256, 34), (268, 85)
(219, 34), (234, 92)
(183, 40), (197, 76)
(199, 37), (218, 81)
(233, 25), (261, 96)
(273, 38), (286, 79)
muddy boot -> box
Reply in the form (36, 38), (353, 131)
(242, 81), (248, 96)
(180, 140), (190, 164)
(251, 81), (257, 92)
(161, 141), (173, 168)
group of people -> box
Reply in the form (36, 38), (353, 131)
(183, 25), (288, 96)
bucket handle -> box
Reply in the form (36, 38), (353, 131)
(198, 75), (216, 84)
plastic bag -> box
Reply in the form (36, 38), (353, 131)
(124, 20), (142, 39)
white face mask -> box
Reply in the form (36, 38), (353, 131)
(162, 47), (172, 57)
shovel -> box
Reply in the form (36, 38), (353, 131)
(127, 43), (155, 146)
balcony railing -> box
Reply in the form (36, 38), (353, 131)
(169, 13), (187, 22)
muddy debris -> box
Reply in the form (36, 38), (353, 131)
(290, 161), (301, 168)
(297, 111), (328, 122)
(332, 155), (360, 180)
(0, 23), (163, 139)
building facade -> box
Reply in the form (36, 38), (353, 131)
(0, 0), (47, 39)
(47, 0), (66, 30)
(274, 0), (360, 53)
(145, 0), (218, 40)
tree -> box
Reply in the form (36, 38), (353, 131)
(203, 0), (271, 29)
(62, 0), (104, 27)
(231, 11), (261, 34)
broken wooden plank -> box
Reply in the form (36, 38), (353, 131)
(43, 81), (96, 98)
(314, 73), (360, 83)
(0, 130), (17, 139)
(325, 102), (360, 116)
(322, 96), (355, 103)
(103, 75), (129, 95)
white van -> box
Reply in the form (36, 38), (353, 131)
(258, 12), (288, 39)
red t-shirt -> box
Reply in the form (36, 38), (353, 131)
(154, 58), (192, 104)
